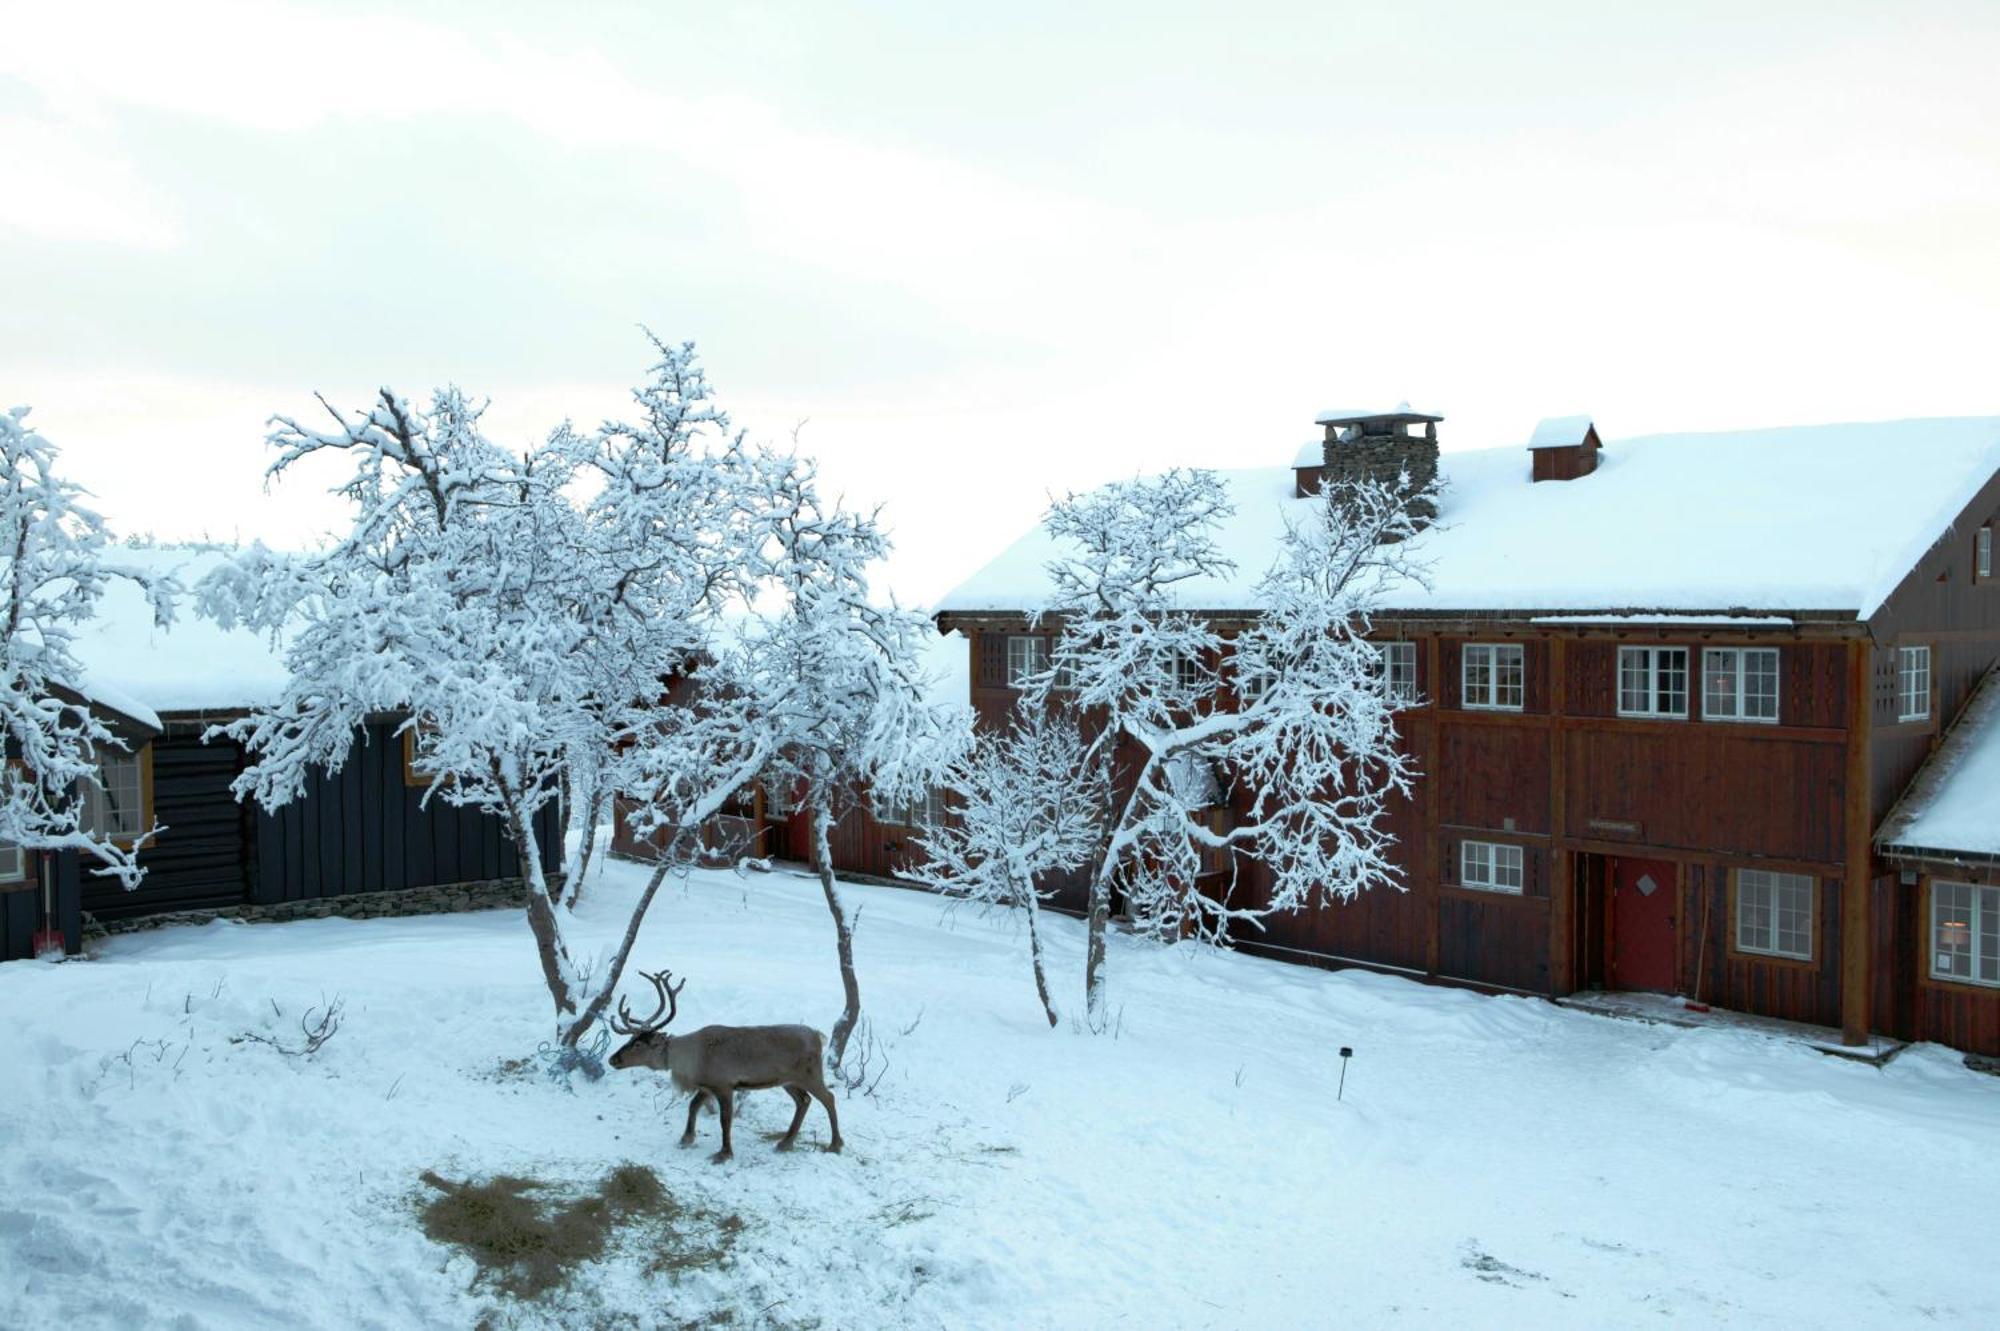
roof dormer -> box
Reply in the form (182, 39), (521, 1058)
(1527, 415), (1601, 481)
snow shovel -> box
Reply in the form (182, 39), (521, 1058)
(31, 858), (64, 960)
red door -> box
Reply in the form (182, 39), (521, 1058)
(1609, 857), (1677, 993)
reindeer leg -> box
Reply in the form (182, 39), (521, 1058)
(712, 1087), (735, 1163)
(681, 1090), (709, 1148)
(777, 1087), (809, 1150)
(809, 1085), (843, 1153)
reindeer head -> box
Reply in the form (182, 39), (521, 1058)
(606, 969), (687, 1071)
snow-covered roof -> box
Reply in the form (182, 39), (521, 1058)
(1314, 402), (1437, 426)
(935, 416), (2000, 619)
(1878, 668), (2000, 862)
(70, 546), (291, 716)
(1291, 440), (1324, 469)
(1528, 415), (1596, 449)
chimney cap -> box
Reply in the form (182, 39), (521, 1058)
(1314, 402), (1442, 428)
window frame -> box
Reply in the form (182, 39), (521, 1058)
(1896, 645), (1933, 723)
(1172, 651), (1207, 694)
(1616, 645), (1689, 720)
(1005, 635), (1049, 689)
(1460, 643), (1525, 712)
(79, 744), (154, 846)
(401, 725), (453, 790)
(1459, 839), (1525, 895)
(1930, 880), (2000, 989)
(1734, 868), (1815, 962)
(0, 839), (26, 888)
(1702, 647), (1780, 725)
(1976, 524), (1993, 583)
(879, 786), (947, 831)
(1377, 640), (1419, 706)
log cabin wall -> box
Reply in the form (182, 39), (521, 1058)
(83, 729), (253, 920)
(83, 719), (558, 925)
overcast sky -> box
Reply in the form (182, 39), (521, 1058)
(6, 1), (1999, 603)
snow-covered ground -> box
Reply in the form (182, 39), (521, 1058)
(4, 860), (1998, 1329)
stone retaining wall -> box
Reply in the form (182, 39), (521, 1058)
(87, 877), (544, 940)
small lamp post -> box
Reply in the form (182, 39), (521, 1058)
(1337, 1046), (1353, 1101)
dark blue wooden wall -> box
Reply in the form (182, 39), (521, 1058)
(0, 854), (80, 963)
(76, 720), (561, 926)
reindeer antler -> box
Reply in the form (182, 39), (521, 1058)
(609, 969), (687, 1036)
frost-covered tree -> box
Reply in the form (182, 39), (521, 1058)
(1026, 469), (1428, 1026)
(913, 704), (1106, 1027)
(739, 449), (961, 1064)
(201, 339), (778, 1049)
(0, 407), (176, 889)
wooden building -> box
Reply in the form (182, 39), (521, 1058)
(606, 629), (967, 881)
(936, 408), (2000, 1054)
(0, 547), (559, 962)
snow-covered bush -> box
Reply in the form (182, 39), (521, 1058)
(1025, 469), (1429, 1025)
(0, 407), (176, 888)
(913, 703), (1106, 1027)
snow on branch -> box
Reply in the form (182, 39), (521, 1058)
(1023, 467), (1435, 1021)
(0, 407), (178, 889)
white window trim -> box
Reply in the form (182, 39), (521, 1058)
(0, 841), (25, 884)
(1378, 641), (1419, 706)
(1702, 647), (1780, 725)
(1006, 635), (1048, 689)
(1459, 840), (1525, 895)
(1616, 645), (1689, 720)
(1461, 643), (1525, 712)
(1931, 881), (2000, 988)
(1735, 869), (1815, 961)
(1977, 525), (1993, 582)
(1896, 645), (1932, 723)
(80, 749), (148, 842)
(879, 787), (946, 830)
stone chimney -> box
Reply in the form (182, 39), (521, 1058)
(1314, 403), (1442, 524)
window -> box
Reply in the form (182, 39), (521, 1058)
(79, 749), (148, 840)
(880, 787), (947, 830)
(1460, 840), (1525, 894)
(1376, 641), (1418, 705)
(1932, 881), (2000, 987)
(1703, 648), (1779, 723)
(1617, 646), (1688, 719)
(1896, 645), (1932, 722)
(1461, 644), (1524, 711)
(0, 841), (24, 885)
(1977, 525), (1993, 582)
(1006, 635), (1048, 688)
(1172, 652), (1206, 693)
(1736, 869), (1814, 960)
(402, 726), (449, 789)
(763, 778), (795, 818)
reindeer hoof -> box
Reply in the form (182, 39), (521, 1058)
(709, 1150), (733, 1165)
(775, 1136), (797, 1152)
(825, 1140), (845, 1155)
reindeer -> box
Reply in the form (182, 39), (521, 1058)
(607, 969), (844, 1162)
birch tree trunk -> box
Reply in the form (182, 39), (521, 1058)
(812, 794), (864, 1065)
(1024, 888), (1059, 1028)
(1084, 871), (1111, 1029)
(509, 801), (583, 1037)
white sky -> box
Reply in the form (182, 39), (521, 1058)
(5, 0), (1999, 604)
